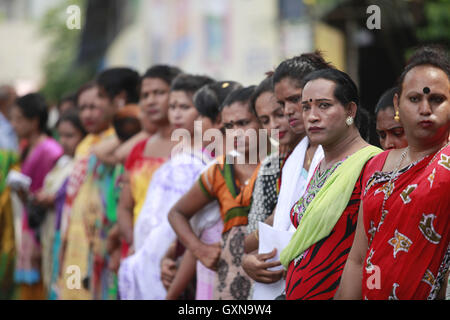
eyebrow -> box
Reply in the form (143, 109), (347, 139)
(273, 106), (284, 113)
(301, 98), (332, 104)
(287, 94), (301, 100)
(376, 126), (403, 132)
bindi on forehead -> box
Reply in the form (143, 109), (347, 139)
(423, 87), (430, 94)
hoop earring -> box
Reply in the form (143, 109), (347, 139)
(346, 116), (354, 126)
(394, 110), (400, 122)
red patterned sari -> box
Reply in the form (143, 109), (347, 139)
(361, 145), (450, 300)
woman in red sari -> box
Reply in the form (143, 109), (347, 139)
(279, 68), (382, 300)
(336, 46), (450, 300)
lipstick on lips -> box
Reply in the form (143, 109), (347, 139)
(308, 126), (324, 133)
(418, 120), (433, 129)
(289, 118), (299, 127)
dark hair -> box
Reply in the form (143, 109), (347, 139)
(273, 51), (333, 88)
(193, 81), (242, 122)
(15, 93), (48, 132)
(170, 74), (215, 96)
(374, 87), (398, 115)
(113, 105), (142, 141)
(250, 74), (274, 116)
(397, 45), (450, 97)
(97, 67), (141, 104)
(142, 65), (183, 86)
(75, 81), (96, 106)
(357, 107), (372, 143)
(58, 93), (77, 110)
(302, 68), (362, 128)
(220, 85), (257, 112)
(56, 108), (87, 137)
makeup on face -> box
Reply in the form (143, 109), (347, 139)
(376, 108), (408, 150)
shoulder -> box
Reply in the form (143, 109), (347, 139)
(124, 138), (148, 169)
(43, 137), (64, 156)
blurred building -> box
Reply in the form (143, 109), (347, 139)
(1, 0), (442, 115)
(100, 0), (347, 86)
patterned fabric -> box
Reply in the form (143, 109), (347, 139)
(290, 161), (343, 228)
(253, 139), (324, 300)
(285, 159), (369, 300)
(198, 154), (260, 300)
(214, 226), (252, 300)
(246, 153), (284, 234)
(59, 128), (116, 239)
(124, 138), (165, 223)
(38, 155), (74, 296)
(361, 145), (450, 300)
(15, 138), (63, 288)
(272, 137), (324, 233)
(280, 145), (381, 268)
(0, 150), (20, 299)
(198, 155), (260, 234)
(48, 178), (69, 300)
(59, 156), (123, 300)
(118, 150), (214, 300)
(195, 218), (223, 300)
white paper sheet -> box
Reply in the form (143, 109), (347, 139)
(252, 222), (294, 300)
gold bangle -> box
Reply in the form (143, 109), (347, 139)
(254, 230), (259, 241)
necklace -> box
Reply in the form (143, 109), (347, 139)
(375, 142), (449, 242)
(379, 147), (408, 223)
(306, 148), (312, 167)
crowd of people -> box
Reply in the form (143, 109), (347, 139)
(0, 45), (448, 300)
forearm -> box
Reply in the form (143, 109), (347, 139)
(93, 137), (121, 166)
(117, 200), (134, 245)
(334, 257), (363, 300)
(118, 209), (133, 245)
(245, 212), (274, 254)
(244, 231), (259, 254)
(166, 250), (197, 300)
(168, 208), (203, 253)
(114, 132), (149, 164)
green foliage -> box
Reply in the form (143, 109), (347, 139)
(39, 0), (94, 105)
(416, 0), (450, 43)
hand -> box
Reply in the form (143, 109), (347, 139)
(192, 242), (221, 271)
(127, 243), (135, 256)
(160, 257), (177, 290)
(108, 247), (121, 273)
(106, 224), (121, 255)
(33, 191), (54, 208)
(241, 249), (284, 283)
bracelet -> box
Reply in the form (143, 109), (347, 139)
(254, 230), (259, 241)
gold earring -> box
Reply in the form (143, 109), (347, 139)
(394, 110), (400, 122)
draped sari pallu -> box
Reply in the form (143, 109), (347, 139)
(0, 150), (20, 299)
(118, 149), (214, 300)
(15, 138), (63, 299)
(59, 156), (123, 300)
(280, 146), (382, 300)
(361, 146), (450, 300)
